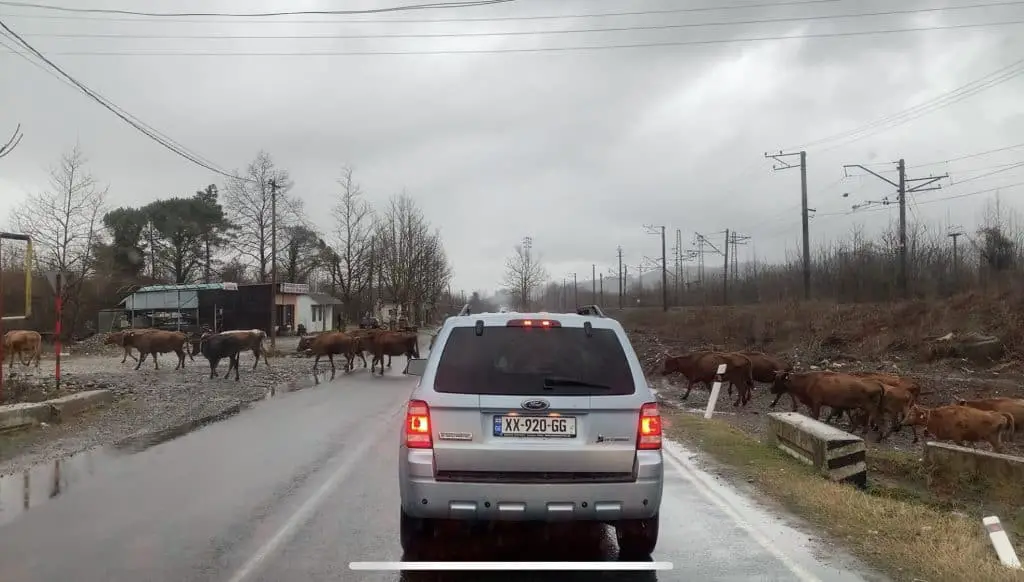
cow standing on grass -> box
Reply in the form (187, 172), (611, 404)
(123, 330), (190, 370)
(2, 330), (42, 370)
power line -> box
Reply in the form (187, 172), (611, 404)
(816, 181), (1024, 217)
(0, 18), (244, 180)
(0, 0), (852, 24)
(908, 141), (1024, 168)
(0, 0), (519, 18)
(786, 58), (1024, 151)
(20, 3), (1024, 41)
(950, 160), (1024, 184)
(5, 20), (1023, 57)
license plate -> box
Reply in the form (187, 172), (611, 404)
(493, 415), (577, 438)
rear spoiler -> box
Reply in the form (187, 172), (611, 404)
(576, 304), (607, 318)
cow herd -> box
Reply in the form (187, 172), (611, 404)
(296, 328), (420, 379)
(661, 349), (1024, 453)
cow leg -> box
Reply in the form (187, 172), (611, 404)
(252, 348), (260, 370)
(312, 354), (321, 374)
(387, 354), (393, 368)
(681, 381), (695, 400)
(153, 353), (160, 370)
(768, 392), (784, 408)
(360, 352), (368, 368)
(232, 354), (241, 381)
(134, 353), (146, 371)
(174, 348), (185, 370)
(209, 357), (220, 379)
(824, 408), (844, 424)
(809, 403), (822, 420)
(328, 354), (337, 380)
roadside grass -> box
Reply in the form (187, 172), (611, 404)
(663, 409), (1024, 582)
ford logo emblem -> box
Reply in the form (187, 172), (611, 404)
(521, 399), (550, 411)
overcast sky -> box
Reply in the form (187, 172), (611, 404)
(1, 0), (1023, 292)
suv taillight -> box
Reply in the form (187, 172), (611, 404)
(406, 400), (432, 449)
(637, 402), (662, 450)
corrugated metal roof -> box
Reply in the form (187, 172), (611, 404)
(134, 283), (238, 293)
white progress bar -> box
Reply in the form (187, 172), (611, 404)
(349, 561), (674, 571)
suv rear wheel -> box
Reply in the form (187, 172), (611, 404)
(615, 513), (659, 558)
(399, 508), (435, 553)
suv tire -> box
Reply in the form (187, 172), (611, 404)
(615, 513), (659, 558)
(399, 508), (435, 553)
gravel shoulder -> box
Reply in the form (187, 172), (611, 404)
(0, 336), (324, 476)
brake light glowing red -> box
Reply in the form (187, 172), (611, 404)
(406, 400), (432, 449)
(637, 402), (662, 450)
(507, 319), (560, 328)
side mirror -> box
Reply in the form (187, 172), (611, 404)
(405, 358), (428, 377)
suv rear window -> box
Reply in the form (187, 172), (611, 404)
(433, 326), (637, 396)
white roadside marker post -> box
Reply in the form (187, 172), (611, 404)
(704, 363), (728, 419)
(984, 516), (1022, 569)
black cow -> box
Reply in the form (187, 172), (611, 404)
(199, 332), (244, 381)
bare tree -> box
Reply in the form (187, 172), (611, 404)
(222, 151), (303, 282)
(374, 192), (452, 323)
(0, 124), (23, 159)
(330, 166), (375, 317)
(502, 242), (548, 310)
(10, 144), (107, 332)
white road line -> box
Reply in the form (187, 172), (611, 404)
(225, 404), (404, 582)
(662, 442), (822, 582)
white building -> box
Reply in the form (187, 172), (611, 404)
(295, 292), (344, 333)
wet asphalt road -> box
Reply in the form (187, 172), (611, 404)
(0, 365), (878, 582)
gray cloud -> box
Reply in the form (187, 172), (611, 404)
(2, 0), (1023, 290)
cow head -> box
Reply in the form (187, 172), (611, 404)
(769, 370), (791, 395)
(660, 356), (680, 376)
(902, 405), (929, 426)
(103, 333), (121, 346)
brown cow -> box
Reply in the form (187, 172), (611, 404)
(216, 329), (269, 369)
(309, 331), (357, 379)
(367, 331), (419, 376)
(103, 328), (159, 363)
(661, 351), (756, 407)
(124, 330), (189, 370)
(739, 350), (791, 384)
(903, 404), (1015, 453)
(955, 397), (1024, 442)
(2, 330), (42, 370)
(770, 371), (887, 437)
(345, 328), (382, 370)
(841, 383), (918, 442)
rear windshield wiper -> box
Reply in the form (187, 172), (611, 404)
(542, 377), (613, 390)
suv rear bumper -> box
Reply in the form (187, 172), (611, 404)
(399, 449), (663, 522)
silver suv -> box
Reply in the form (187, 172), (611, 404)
(399, 305), (663, 557)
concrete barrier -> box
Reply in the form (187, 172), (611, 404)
(924, 441), (1024, 486)
(47, 390), (114, 423)
(0, 389), (114, 432)
(766, 411), (867, 488)
(0, 402), (53, 433)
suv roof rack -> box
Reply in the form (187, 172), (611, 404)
(458, 303), (472, 316)
(576, 304), (607, 318)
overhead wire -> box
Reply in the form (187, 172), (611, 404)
(17, 2), (1024, 40)
(4, 20), (1023, 56)
(814, 181), (1024, 217)
(0, 0), (520, 18)
(785, 58), (1024, 152)
(0, 17), (245, 180)
(0, 0), (859, 25)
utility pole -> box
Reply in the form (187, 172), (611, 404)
(729, 231), (751, 280)
(616, 246), (624, 309)
(643, 225), (669, 312)
(766, 150), (812, 300)
(573, 272), (578, 308)
(842, 159), (947, 299)
(591, 264), (596, 303)
(722, 229), (730, 305)
(522, 236), (533, 310)
(948, 226), (965, 291)
(269, 178), (279, 349)
(599, 274), (604, 307)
